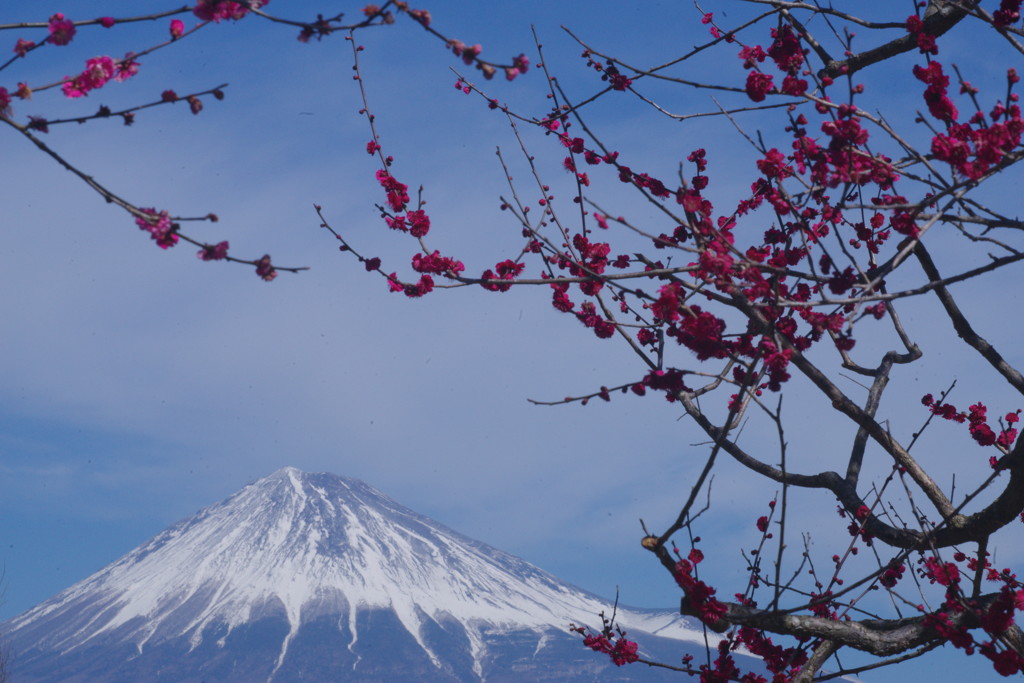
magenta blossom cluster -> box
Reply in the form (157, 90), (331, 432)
(570, 625), (639, 667)
(673, 548), (727, 626)
(47, 13), (76, 45)
(197, 241), (229, 261)
(134, 208), (177, 249)
(192, 0), (267, 22)
(62, 55), (139, 98)
(741, 25), (808, 101)
(922, 394), (1020, 455)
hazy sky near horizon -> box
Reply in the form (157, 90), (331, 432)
(2, 3), (1023, 681)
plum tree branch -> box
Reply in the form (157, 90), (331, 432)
(691, 591), (1016, 656)
(817, 0), (981, 78)
(914, 242), (1024, 395)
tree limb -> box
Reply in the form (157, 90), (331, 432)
(819, 0), (980, 78)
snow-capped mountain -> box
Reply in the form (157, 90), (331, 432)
(3, 467), (721, 682)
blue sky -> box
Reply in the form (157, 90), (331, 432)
(2, 2), (1023, 680)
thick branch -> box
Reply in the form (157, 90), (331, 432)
(819, 0), (980, 78)
(687, 592), (1008, 656)
(846, 353), (895, 487)
(786, 345), (954, 516)
(679, 392), (1024, 551)
(914, 243), (1024, 395)
(681, 395), (836, 489)
(724, 292), (954, 517)
(645, 541), (1023, 657)
(793, 639), (839, 683)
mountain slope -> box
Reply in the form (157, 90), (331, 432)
(3, 467), (722, 682)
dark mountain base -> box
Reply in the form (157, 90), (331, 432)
(9, 606), (723, 682)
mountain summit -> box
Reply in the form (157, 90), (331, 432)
(3, 467), (712, 682)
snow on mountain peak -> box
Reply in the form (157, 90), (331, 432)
(6, 468), (706, 680)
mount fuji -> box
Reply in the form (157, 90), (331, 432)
(2, 467), (728, 682)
